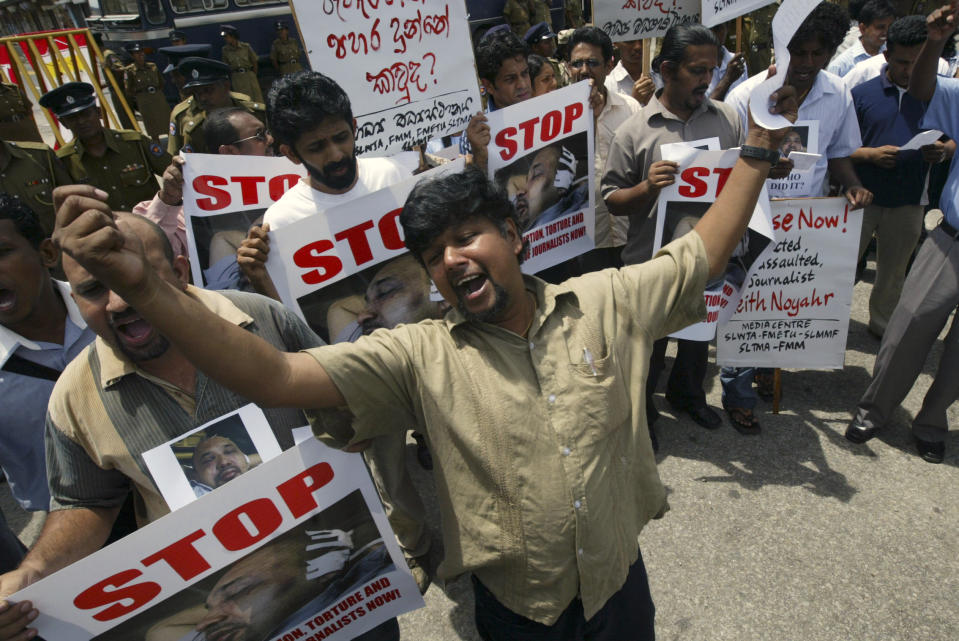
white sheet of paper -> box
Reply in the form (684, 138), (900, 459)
(899, 129), (944, 151)
(661, 137), (721, 163)
(749, 0), (824, 129)
(787, 151), (821, 170)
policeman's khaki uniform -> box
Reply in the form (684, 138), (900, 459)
(221, 41), (263, 102)
(0, 83), (42, 143)
(167, 91), (266, 155)
(56, 129), (171, 212)
(0, 140), (70, 234)
(124, 62), (171, 139)
(270, 37), (303, 76)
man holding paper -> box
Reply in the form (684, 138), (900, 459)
(847, 1), (959, 465)
(850, 14), (954, 338)
(43, 76), (800, 640)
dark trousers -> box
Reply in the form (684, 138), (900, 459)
(647, 337), (708, 409)
(0, 509), (26, 574)
(472, 552), (655, 641)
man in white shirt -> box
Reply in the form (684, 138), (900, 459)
(827, 0), (895, 77)
(604, 38), (655, 106)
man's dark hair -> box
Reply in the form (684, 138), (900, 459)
(267, 71), (353, 150)
(0, 193), (44, 249)
(652, 24), (719, 76)
(789, 3), (849, 54)
(568, 26), (614, 62)
(401, 167), (527, 265)
(848, 0), (868, 22)
(885, 15), (928, 53)
(202, 106), (249, 150)
(475, 31), (529, 83)
(859, 0), (896, 26)
(527, 54), (549, 83)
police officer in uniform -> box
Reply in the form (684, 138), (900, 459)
(742, 4), (777, 78)
(0, 140), (70, 234)
(39, 82), (170, 213)
(159, 43), (213, 102)
(169, 29), (187, 46)
(525, 22), (569, 87)
(503, 0), (532, 38)
(220, 24), (263, 102)
(0, 82), (42, 143)
(270, 21), (303, 76)
(167, 57), (266, 155)
(124, 43), (171, 144)
(528, 0), (551, 27)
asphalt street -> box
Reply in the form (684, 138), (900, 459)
(3, 260), (957, 641)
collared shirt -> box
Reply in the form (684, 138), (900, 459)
(852, 70), (930, 207)
(57, 128), (171, 212)
(45, 288), (322, 523)
(0, 281), (93, 510)
(601, 91), (743, 264)
(0, 140), (70, 234)
(306, 231), (708, 625)
(604, 61), (636, 101)
(594, 88), (641, 248)
(844, 53), (952, 91)
(726, 70), (862, 196)
(828, 39), (875, 78)
(922, 77), (959, 228)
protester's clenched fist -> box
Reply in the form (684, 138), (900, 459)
(159, 156), (185, 206)
(646, 160), (679, 190)
(632, 75), (655, 106)
(52, 185), (150, 297)
(768, 157), (794, 180)
(237, 224), (271, 280)
(926, 1), (958, 41)
(465, 111), (490, 151)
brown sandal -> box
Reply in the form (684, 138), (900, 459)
(725, 407), (761, 435)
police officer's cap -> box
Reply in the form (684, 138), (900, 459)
(220, 24), (239, 37)
(160, 45), (212, 74)
(274, 20), (289, 31)
(524, 22), (557, 45)
(480, 24), (511, 42)
(178, 57), (231, 89)
(169, 30), (187, 42)
(39, 82), (97, 118)
(124, 42), (143, 53)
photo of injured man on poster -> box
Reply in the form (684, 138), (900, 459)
(142, 404), (283, 511)
(187, 207), (266, 290)
(93, 490), (396, 641)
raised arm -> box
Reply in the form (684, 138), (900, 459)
(52, 185), (345, 411)
(909, 2), (958, 101)
(694, 86), (798, 278)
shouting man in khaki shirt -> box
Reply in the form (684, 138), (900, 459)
(34, 83), (798, 640)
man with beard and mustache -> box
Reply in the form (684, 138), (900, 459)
(191, 434), (254, 491)
(602, 24), (744, 438)
(234, 72), (431, 594)
(0, 213), (323, 629)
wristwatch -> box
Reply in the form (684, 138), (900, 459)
(739, 145), (781, 164)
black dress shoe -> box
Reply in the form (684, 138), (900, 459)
(678, 404), (722, 429)
(915, 437), (945, 464)
(845, 419), (878, 444)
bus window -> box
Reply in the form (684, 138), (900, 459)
(142, 0), (166, 24)
(170, 0), (228, 14)
(102, 0), (139, 14)
(234, 0), (286, 6)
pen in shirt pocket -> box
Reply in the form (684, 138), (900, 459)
(582, 347), (598, 376)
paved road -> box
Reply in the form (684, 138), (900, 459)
(4, 266), (958, 641)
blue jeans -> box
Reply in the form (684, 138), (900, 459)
(721, 367), (758, 409)
(472, 552), (655, 641)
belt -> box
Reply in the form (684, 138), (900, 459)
(288, 59), (297, 63)
(146, 86), (157, 93)
(0, 113), (23, 123)
(939, 219), (959, 239)
(235, 67), (248, 73)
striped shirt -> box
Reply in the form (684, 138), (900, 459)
(45, 287), (322, 524)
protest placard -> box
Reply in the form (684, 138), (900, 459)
(701, 0), (777, 28)
(10, 437), (424, 640)
(654, 147), (773, 341)
(485, 82), (595, 274)
(593, 0), (701, 42)
(265, 160), (464, 343)
(290, 0), (481, 156)
(143, 404), (287, 512)
(717, 197), (862, 368)
(182, 153), (307, 289)
(768, 120), (821, 198)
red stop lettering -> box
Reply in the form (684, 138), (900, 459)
(193, 175), (230, 211)
(73, 569), (162, 621)
(563, 102), (584, 134)
(269, 174), (301, 201)
(541, 110), (562, 142)
(334, 220), (376, 266)
(378, 208), (405, 250)
(713, 167), (733, 195)
(494, 126), (518, 161)
(276, 462), (335, 519)
(678, 167), (709, 198)
(293, 240), (342, 285)
(141, 529), (210, 581)
(212, 498), (283, 551)
(232, 176), (265, 205)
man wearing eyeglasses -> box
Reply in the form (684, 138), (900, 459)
(566, 26), (641, 274)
